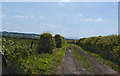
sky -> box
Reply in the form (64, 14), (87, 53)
(2, 2), (118, 39)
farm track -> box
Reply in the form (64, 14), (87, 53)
(53, 45), (87, 74)
(72, 45), (118, 74)
(53, 45), (118, 74)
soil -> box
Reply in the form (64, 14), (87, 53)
(53, 45), (88, 74)
(53, 45), (118, 74)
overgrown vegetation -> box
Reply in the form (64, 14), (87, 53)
(75, 35), (120, 72)
(54, 34), (62, 48)
(2, 33), (67, 74)
(73, 44), (119, 72)
(2, 37), (38, 74)
(37, 33), (55, 53)
(67, 39), (75, 44)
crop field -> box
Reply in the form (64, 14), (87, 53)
(1, 2), (120, 75)
(2, 34), (67, 74)
(1, 33), (120, 75)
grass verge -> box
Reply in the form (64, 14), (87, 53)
(73, 44), (119, 73)
(69, 44), (93, 71)
(23, 44), (67, 74)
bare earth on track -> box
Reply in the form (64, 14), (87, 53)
(53, 45), (118, 74)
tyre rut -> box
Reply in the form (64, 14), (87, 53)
(72, 45), (118, 74)
(53, 45), (87, 74)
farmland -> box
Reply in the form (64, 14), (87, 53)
(1, 32), (120, 75)
(2, 34), (67, 74)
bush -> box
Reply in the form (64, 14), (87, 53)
(37, 33), (55, 53)
(61, 36), (67, 45)
(112, 35), (120, 65)
(54, 34), (62, 48)
(76, 35), (119, 65)
(2, 38), (25, 74)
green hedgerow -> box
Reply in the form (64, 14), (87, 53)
(37, 33), (55, 53)
(54, 34), (62, 48)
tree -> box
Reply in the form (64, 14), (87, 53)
(37, 33), (55, 53)
(54, 34), (62, 48)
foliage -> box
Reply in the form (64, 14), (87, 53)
(67, 39), (76, 44)
(112, 46), (120, 63)
(75, 44), (119, 72)
(2, 37), (38, 74)
(37, 33), (55, 53)
(75, 35), (120, 72)
(112, 35), (120, 67)
(22, 44), (67, 74)
(61, 36), (67, 45)
(54, 34), (62, 48)
(2, 36), (67, 74)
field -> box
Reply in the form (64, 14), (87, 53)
(1, 34), (120, 74)
(2, 36), (67, 74)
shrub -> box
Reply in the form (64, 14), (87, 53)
(61, 36), (66, 45)
(76, 35), (119, 65)
(37, 33), (55, 53)
(54, 34), (62, 48)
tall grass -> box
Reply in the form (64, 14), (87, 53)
(2, 35), (67, 74)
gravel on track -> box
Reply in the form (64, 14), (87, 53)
(53, 45), (118, 74)
(72, 45), (118, 74)
(53, 45), (88, 74)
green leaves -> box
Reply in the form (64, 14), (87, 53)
(2, 37), (38, 74)
(112, 45), (120, 62)
(54, 34), (62, 48)
(75, 35), (120, 72)
(37, 33), (55, 53)
(2, 34), (67, 74)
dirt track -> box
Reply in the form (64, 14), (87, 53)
(53, 45), (88, 74)
(53, 45), (118, 74)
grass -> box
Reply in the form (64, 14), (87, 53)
(69, 44), (93, 71)
(23, 44), (67, 74)
(2, 37), (67, 74)
(73, 44), (120, 72)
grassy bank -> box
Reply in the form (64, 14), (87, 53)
(23, 44), (67, 74)
(73, 44), (119, 73)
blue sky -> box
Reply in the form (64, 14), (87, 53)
(2, 2), (118, 38)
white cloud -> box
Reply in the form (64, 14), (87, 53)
(45, 24), (55, 28)
(61, 0), (71, 2)
(14, 15), (44, 19)
(79, 19), (83, 22)
(85, 18), (103, 22)
(85, 18), (93, 21)
(0, 15), (2, 18)
(95, 18), (103, 22)
(38, 16), (44, 19)
(39, 23), (62, 30)
(14, 15), (29, 18)
(58, 2), (63, 6)
(14, 15), (35, 19)
(2, 14), (6, 18)
(0, 14), (6, 18)
(30, 16), (35, 18)
(78, 14), (83, 17)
